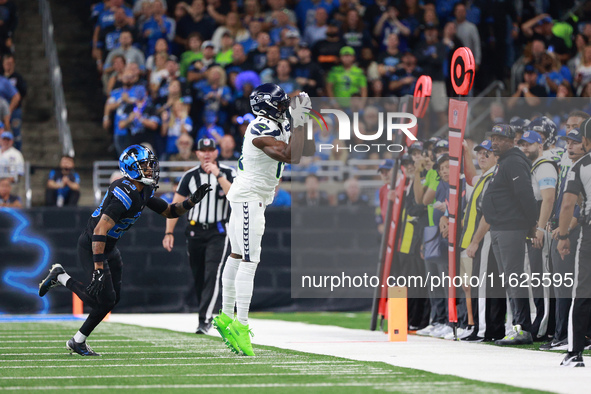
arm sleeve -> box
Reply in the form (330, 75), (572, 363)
(146, 196), (168, 214)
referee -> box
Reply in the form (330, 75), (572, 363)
(162, 138), (236, 334)
(558, 118), (591, 367)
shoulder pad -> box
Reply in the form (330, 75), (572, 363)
(111, 179), (137, 210)
(249, 119), (281, 137)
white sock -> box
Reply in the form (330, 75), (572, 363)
(73, 331), (87, 343)
(221, 257), (241, 318)
(235, 261), (258, 325)
(57, 273), (71, 286)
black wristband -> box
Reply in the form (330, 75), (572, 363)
(182, 199), (193, 210)
(93, 253), (105, 262)
(558, 233), (569, 240)
(165, 232), (173, 235)
(92, 234), (107, 243)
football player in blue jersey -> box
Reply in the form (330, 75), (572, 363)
(38, 145), (211, 356)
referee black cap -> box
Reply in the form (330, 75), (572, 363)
(581, 118), (591, 141)
(197, 138), (217, 151)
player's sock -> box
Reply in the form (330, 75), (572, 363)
(221, 257), (241, 318)
(57, 273), (71, 286)
(235, 261), (258, 325)
(73, 331), (87, 343)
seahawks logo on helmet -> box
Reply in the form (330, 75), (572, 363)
(119, 145), (160, 187)
(529, 116), (557, 149)
(249, 83), (291, 122)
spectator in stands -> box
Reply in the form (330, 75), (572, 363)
(2, 54), (25, 151)
(168, 133), (197, 172)
(377, 33), (402, 82)
(96, 7), (136, 67)
(141, 0), (175, 57)
(341, 9), (371, 56)
(453, 2), (481, 69)
(225, 43), (249, 75)
(239, 18), (263, 54)
(118, 88), (160, 147)
(279, 29), (300, 61)
(93, 0), (135, 68)
(146, 39), (177, 74)
(246, 31), (271, 72)
(161, 100), (193, 159)
(0, 97), (11, 138)
(241, 0), (263, 26)
(507, 64), (545, 116)
(312, 20), (345, 71)
(187, 40), (217, 83)
(293, 42), (323, 97)
(260, 45), (281, 83)
(104, 54), (126, 95)
(104, 31), (146, 75)
(304, 7), (328, 47)
(268, 8), (297, 45)
(197, 110), (224, 144)
(45, 156), (80, 207)
(0, 0), (17, 55)
(180, 32), (203, 77)
(174, 0), (216, 49)
(373, 5), (411, 52)
(338, 177), (369, 206)
(195, 66), (232, 124)
(536, 52), (565, 97)
(215, 32), (235, 67)
(219, 134), (240, 161)
(326, 46), (367, 108)
(388, 51), (420, 97)
(212, 11), (249, 50)
(0, 129), (22, 183)
(273, 59), (300, 96)
(0, 176), (20, 207)
(295, 173), (329, 206)
(575, 45), (591, 96)
(521, 14), (569, 53)
(0, 73), (19, 120)
(149, 52), (170, 97)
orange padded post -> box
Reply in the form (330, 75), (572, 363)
(387, 287), (408, 342)
(72, 294), (83, 315)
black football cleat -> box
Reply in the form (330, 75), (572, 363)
(66, 338), (101, 356)
(196, 321), (212, 335)
(38, 264), (65, 297)
(560, 351), (584, 367)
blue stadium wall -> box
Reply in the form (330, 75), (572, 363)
(0, 207), (375, 314)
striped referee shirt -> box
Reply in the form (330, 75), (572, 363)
(176, 163), (236, 224)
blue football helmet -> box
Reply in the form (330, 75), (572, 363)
(528, 116), (557, 149)
(249, 83), (291, 121)
(119, 145), (159, 186)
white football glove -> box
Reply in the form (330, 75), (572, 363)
(289, 91), (311, 128)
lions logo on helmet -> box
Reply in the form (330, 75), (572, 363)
(119, 145), (160, 187)
(249, 83), (291, 122)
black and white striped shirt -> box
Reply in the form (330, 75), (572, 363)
(565, 152), (591, 219)
(176, 163), (236, 224)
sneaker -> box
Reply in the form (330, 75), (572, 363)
(228, 320), (255, 356)
(195, 321), (212, 335)
(431, 324), (453, 338)
(458, 326), (475, 340)
(66, 338), (100, 356)
(444, 327), (464, 340)
(539, 339), (568, 351)
(212, 311), (239, 354)
(561, 351), (585, 367)
(462, 332), (484, 342)
(416, 324), (436, 336)
(494, 325), (533, 346)
(38, 264), (65, 297)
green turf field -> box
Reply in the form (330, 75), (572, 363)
(0, 320), (545, 393)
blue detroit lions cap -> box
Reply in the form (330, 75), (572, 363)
(474, 139), (493, 152)
(519, 130), (543, 144)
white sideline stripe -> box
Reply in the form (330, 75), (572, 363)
(0, 346), (187, 350)
(0, 361), (352, 369)
(0, 383), (394, 390)
(0, 356), (290, 363)
(1, 351), (214, 356)
(1, 372), (392, 380)
(0, 339), (145, 343)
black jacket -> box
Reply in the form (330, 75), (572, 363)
(482, 147), (538, 231)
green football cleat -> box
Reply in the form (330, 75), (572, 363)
(228, 320), (255, 356)
(212, 311), (239, 354)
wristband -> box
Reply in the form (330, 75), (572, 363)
(182, 199), (193, 210)
(217, 173), (224, 179)
(165, 232), (173, 236)
(536, 227), (546, 233)
(558, 233), (569, 240)
(93, 253), (105, 262)
(92, 234), (107, 243)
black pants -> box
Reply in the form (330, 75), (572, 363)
(569, 224), (591, 353)
(65, 233), (123, 337)
(186, 225), (229, 325)
(45, 189), (80, 206)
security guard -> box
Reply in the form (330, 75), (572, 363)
(557, 118), (591, 367)
(162, 138), (236, 333)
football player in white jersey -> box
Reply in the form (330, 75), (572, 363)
(212, 83), (314, 356)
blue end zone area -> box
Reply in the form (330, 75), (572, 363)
(0, 315), (84, 323)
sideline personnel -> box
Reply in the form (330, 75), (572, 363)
(482, 124), (538, 345)
(163, 138), (236, 334)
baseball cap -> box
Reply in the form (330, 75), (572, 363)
(340, 46), (355, 56)
(488, 124), (515, 139)
(1, 130), (13, 140)
(560, 128), (583, 143)
(298, 41), (310, 49)
(580, 118), (591, 140)
(201, 40), (215, 50)
(197, 138), (217, 150)
(474, 139), (493, 152)
(378, 159), (394, 172)
(433, 139), (449, 151)
(519, 130), (543, 144)
(524, 64), (536, 73)
(409, 141), (424, 153)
